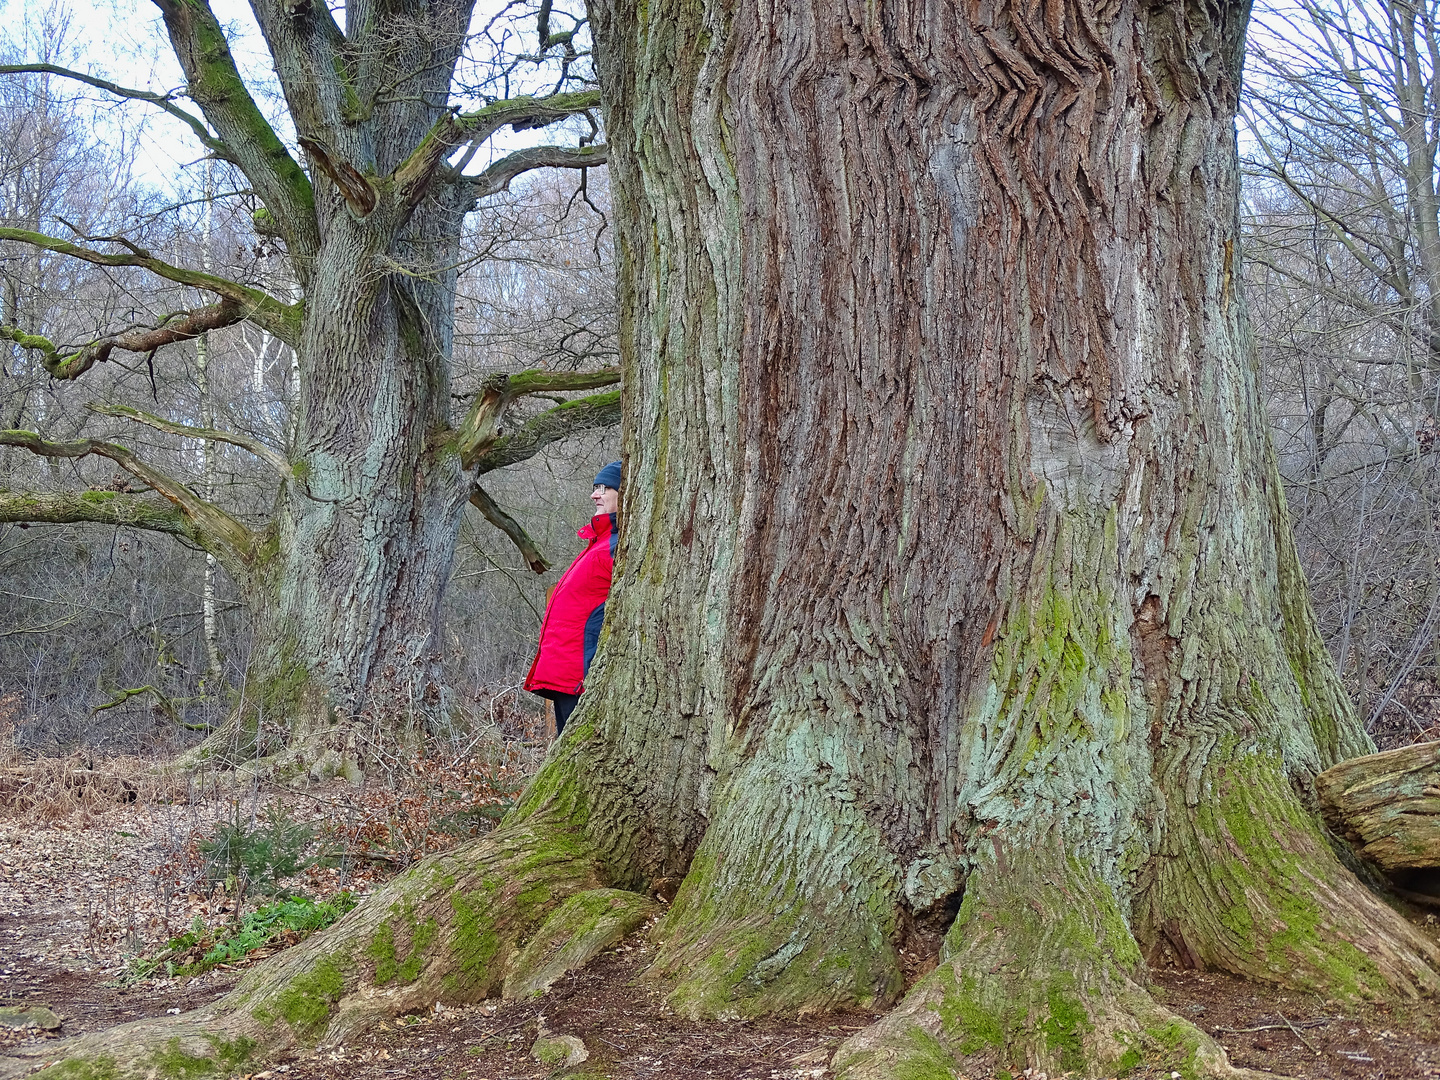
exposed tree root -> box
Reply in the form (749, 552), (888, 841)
(0, 814), (605, 1079)
(832, 842), (1269, 1080)
(645, 763), (909, 1019)
(505, 887), (658, 998)
(1138, 749), (1440, 998)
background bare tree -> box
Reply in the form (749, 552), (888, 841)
(1244, 0), (1440, 746)
(0, 1), (620, 772)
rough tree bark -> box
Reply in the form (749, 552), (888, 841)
(0, 0), (619, 775)
(1317, 741), (1440, 873)
(9, 0), (1440, 1077)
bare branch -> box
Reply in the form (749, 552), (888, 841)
(397, 90), (603, 210)
(0, 63), (230, 160)
(150, 0), (319, 269)
(453, 367), (620, 468)
(466, 144), (608, 200)
(471, 389), (621, 474)
(86, 403), (294, 480)
(460, 90), (602, 143)
(469, 484), (550, 573)
(0, 490), (195, 538)
(0, 301), (248, 380)
(0, 228), (299, 345)
(0, 430), (260, 580)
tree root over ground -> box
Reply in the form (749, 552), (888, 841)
(6, 765), (1438, 1079)
(832, 848), (1269, 1080)
(0, 814), (606, 1079)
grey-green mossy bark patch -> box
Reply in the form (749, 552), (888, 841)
(0, 1017), (259, 1080)
(0, 1006), (61, 1031)
(504, 888), (657, 999)
(530, 1033), (590, 1068)
(1137, 747), (1440, 998)
(832, 845), (1263, 1080)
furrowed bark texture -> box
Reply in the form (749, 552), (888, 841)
(567, 0), (1440, 1066)
(224, 184), (472, 771)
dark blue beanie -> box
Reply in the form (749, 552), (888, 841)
(594, 460), (622, 489)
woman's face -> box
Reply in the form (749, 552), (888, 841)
(591, 485), (619, 515)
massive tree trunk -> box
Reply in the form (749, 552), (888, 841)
(575, 0), (1440, 1062)
(13, 0), (1440, 1077)
(215, 188), (472, 777)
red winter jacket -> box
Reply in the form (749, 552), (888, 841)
(524, 513), (616, 695)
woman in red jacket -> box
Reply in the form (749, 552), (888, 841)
(523, 461), (621, 734)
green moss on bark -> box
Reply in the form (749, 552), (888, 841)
(369, 901), (439, 986)
(1181, 746), (1392, 996)
(835, 847), (1229, 1079)
(251, 955), (345, 1039)
(151, 1038), (216, 1078)
(36, 1059), (120, 1080)
(654, 840), (903, 1019)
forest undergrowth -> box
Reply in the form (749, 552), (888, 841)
(0, 689), (541, 988)
(0, 695), (1437, 1080)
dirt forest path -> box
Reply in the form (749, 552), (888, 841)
(1, 774), (1438, 1079)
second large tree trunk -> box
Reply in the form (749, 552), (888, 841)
(196, 190), (471, 778)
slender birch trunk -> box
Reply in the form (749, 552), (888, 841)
(198, 159), (224, 683)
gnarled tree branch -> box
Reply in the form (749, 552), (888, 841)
(396, 90), (603, 211)
(0, 490), (195, 538)
(0, 430), (259, 580)
(86, 403), (294, 480)
(298, 136), (379, 217)
(466, 144), (608, 201)
(454, 371), (621, 570)
(150, 0), (320, 271)
(0, 229), (299, 345)
(0, 300), (248, 381)
(469, 484), (551, 573)
(471, 389), (622, 474)
(453, 367), (620, 468)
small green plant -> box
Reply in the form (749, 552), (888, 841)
(201, 893), (356, 964)
(199, 800), (316, 908)
(128, 893), (357, 980)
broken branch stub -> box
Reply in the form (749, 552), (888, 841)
(1316, 741), (1440, 871)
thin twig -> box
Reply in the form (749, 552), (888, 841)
(1215, 1017), (1333, 1034)
(1278, 1011), (1323, 1055)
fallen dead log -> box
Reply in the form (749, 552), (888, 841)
(1315, 740), (1440, 871)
